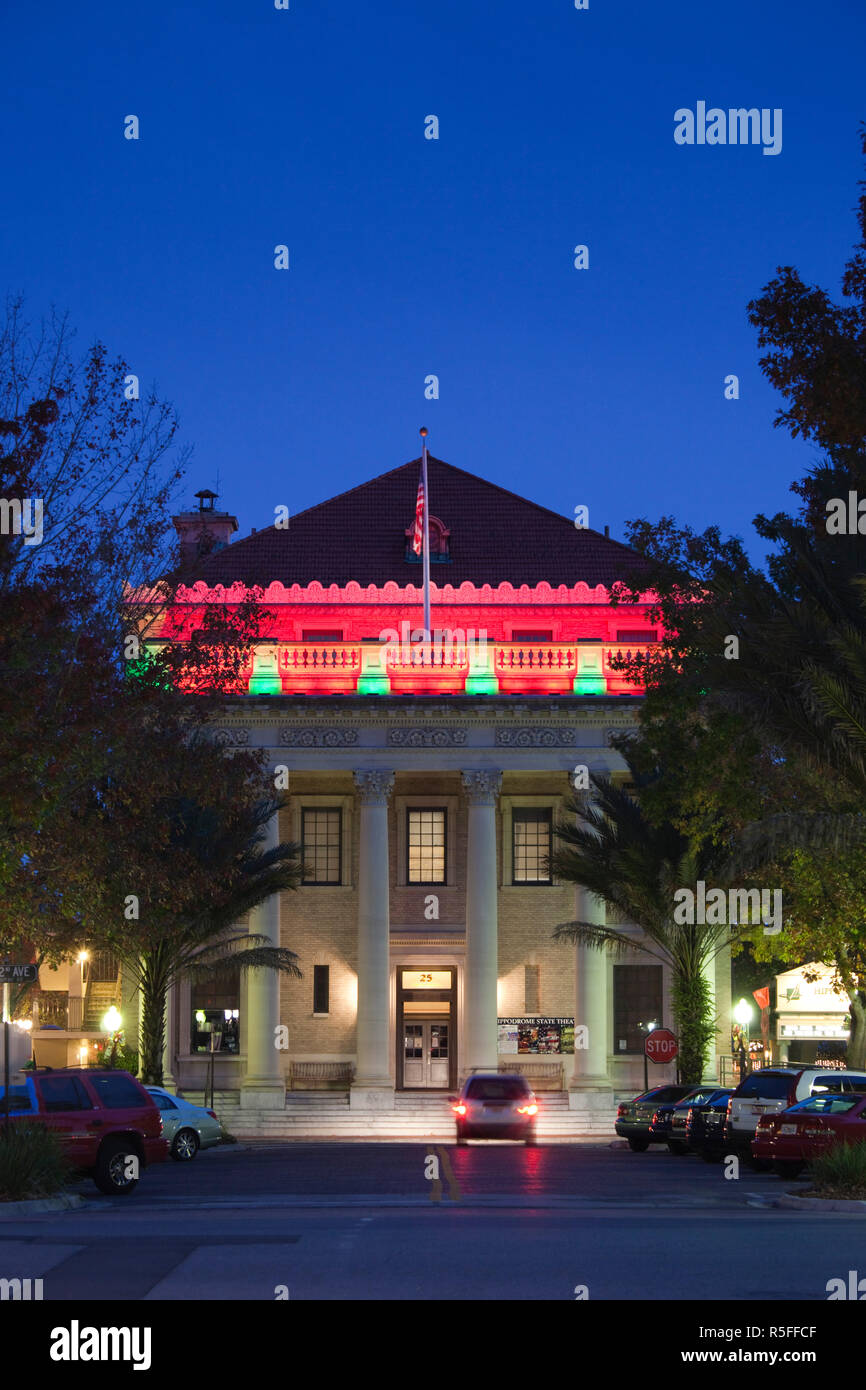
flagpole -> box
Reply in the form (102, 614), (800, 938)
(420, 427), (431, 641)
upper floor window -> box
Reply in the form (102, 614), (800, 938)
(511, 631), (553, 642)
(407, 808), (446, 884)
(302, 808), (342, 884)
(404, 515), (451, 563)
(512, 809), (552, 885)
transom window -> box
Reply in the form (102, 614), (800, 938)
(302, 809), (342, 884)
(512, 809), (552, 884)
(407, 808), (446, 884)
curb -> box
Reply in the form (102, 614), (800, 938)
(778, 1193), (866, 1213)
(0, 1193), (85, 1218)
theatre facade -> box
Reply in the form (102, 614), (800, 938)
(35, 455), (730, 1110)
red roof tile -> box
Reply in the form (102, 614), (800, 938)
(189, 456), (647, 589)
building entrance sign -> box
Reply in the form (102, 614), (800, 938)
(401, 970), (452, 990)
(498, 1017), (575, 1054)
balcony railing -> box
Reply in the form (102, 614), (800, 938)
(244, 641), (652, 696)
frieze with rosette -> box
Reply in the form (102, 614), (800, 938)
(279, 727), (359, 747)
(387, 728), (467, 747)
(211, 728), (251, 747)
(495, 728), (578, 747)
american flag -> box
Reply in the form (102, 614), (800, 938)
(412, 472), (425, 555)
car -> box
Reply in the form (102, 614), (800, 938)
(752, 1091), (866, 1178)
(615, 1085), (695, 1151)
(725, 1067), (866, 1157)
(683, 1089), (735, 1161)
(0, 1068), (167, 1195)
(654, 1086), (730, 1154)
(145, 1087), (222, 1160)
(451, 1073), (539, 1144)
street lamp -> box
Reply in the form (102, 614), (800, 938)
(639, 1019), (659, 1092)
(102, 1006), (122, 1066)
(733, 998), (752, 1081)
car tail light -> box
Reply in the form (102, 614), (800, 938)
(787, 1077), (800, 1107)
(651, 1111), (659, 1125)
(726, 1099), (733, 1120)
(516, 1103), (538, 1115)
(207, 1110), (218, 1120)
(454, 1103), (467, 1116)
(617, 1103), (628, 1118)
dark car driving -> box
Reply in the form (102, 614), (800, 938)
(616, 1085), (694, 1152)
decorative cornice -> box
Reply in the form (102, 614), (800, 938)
(353, 768), (395, 803)
(605, 727), (637, 746)
(388, 728), (467, 747)
(461, 769), (503, 804)
(279, 727), (359, 746)
(496, 728), (578, 746)
(171, 579), (654, 606)
(211, 727), (251, 746)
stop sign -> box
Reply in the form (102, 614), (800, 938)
(645, 1028), (678, 1064)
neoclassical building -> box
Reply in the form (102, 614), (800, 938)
(33, 455), (730, 1116)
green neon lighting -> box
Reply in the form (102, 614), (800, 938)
(574, 676), (607, 695)
(357, 675), (391, 694)
(465, 675), (499, 695)
(248, 676), (283, 695)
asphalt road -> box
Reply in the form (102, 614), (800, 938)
(0, 1142), (862, 1302)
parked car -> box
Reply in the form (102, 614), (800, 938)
(725, 1068), (866, 1157)
(658, 1086), (731, 1154)
(451, 1073), (538, 1144)
(683, 1089), (735, 1160)
(0, 1069), (167, 1194)
(752, 1091), (866, 1177)
(145, 1087), (221, 1160)
(615, 1085), (694, 1152)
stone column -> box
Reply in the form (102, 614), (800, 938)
(461, 769), (502, 1076)
(568, 884), (613, 1109)
(161, 982), (177, 1092)
(703, 939), (731, 1083)
(350, 769), (395, 1109)
(240, 807), (285, 1109)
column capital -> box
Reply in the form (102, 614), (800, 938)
(353, 768), (395, 805)
(461, 769), (502, 805)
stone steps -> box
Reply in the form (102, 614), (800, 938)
(180, 1087), (615, 1140)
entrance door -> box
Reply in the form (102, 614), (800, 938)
(403, 1019), (450, 1089)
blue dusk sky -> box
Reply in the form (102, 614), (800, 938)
(2, 0), (863, 563)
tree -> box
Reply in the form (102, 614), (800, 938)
(549, 768), (732, 1084)
(0, 299), (273, 960)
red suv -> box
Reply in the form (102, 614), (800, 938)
(2, 1069), (168, 1195)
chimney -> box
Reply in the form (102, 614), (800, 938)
(172, 489), (239, 571)
(604, 525), (610, 538)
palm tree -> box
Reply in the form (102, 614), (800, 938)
(104, 794), (303, 1084)
(549, 771), (731, 1084)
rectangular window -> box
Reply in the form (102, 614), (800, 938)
(302, 808), (342, 884)
(511, 630), (553, 642)
(615, 630), (658, 642)
(613, 964), (663, 1054)
(512, 809), (552, 884)
(407, 808), (446, 884)
(190, 964), (241, 1054)
(302, 630), (343, 641)
(313, 965), (330, 1015)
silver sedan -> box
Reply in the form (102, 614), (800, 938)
(145, 1087), (223, 1161)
